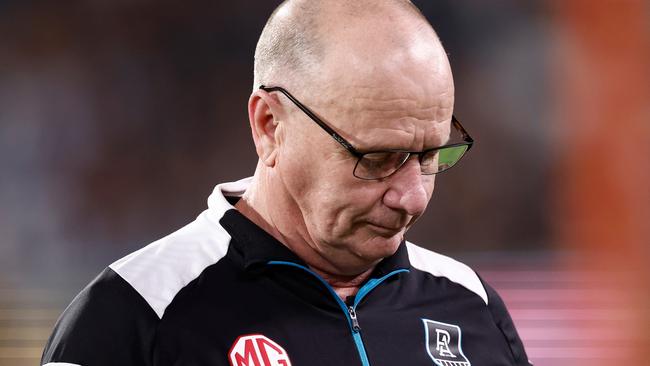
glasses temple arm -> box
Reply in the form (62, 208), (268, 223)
(259, 85), (361, 156)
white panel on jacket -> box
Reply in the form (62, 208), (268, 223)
(109, 178), (251, 319)
(406, 241), (488, 305)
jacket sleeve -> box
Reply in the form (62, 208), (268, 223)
(481, 278), (532, 366)
(41, 267), (159, 366)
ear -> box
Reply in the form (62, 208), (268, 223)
(247, 90), (282, 167)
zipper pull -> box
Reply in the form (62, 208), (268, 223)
(348, 306), (361, 332)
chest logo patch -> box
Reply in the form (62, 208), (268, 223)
(423, 319), (471, 366)
(228, 334), (292, 366)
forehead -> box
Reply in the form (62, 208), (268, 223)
(310, 76), (454, 151)
(299, 19), (455, 150)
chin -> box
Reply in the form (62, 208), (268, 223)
(362, 234), (403, 260)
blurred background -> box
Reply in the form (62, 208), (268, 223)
(0, 1), (648, 365)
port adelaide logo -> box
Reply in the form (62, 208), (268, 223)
(423, 319), (471, 366)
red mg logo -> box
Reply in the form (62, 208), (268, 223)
(228, 334), (292, 366)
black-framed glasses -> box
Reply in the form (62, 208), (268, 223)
(260, 85), (474, 180)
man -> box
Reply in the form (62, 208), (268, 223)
(42, 1), (531, 365)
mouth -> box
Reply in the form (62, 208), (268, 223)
(366, 222), (405, 237)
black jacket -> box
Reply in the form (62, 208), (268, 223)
(42, 179), (530, 366)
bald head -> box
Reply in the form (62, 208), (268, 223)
(253, 0), (442, 90)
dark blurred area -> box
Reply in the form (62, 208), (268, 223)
(0, 1), (277, 279)
(1, 1), (648, 365)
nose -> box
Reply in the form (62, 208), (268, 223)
(382, 157), (432, 216)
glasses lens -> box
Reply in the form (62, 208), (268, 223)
(354, 151), (410, 179)
(419, 150), (439, 172)
(432, 145), (469, 173)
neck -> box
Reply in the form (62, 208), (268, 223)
(309, 266), (375, 300)
(235, 167), (376, 300)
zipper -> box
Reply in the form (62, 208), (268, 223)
(267, 260), (408, 366)
(348, 306), (361, 332)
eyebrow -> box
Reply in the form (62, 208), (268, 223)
(351, 128), (452, 154)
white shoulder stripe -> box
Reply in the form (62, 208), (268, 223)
(43, 363), (82, 366)
(109, 179), (247, 319)
(406, 242), (488, 305)
(109, 212), (231, 318)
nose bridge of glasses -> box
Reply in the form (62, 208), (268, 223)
(395, 152), (422, 175)
(403, 150), (437, 175)
(383, 152), (424, 178)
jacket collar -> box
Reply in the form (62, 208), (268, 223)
(208, 178), (411, 274)
(220, 209), (307, 269)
